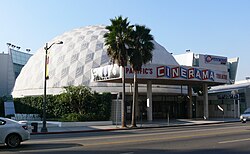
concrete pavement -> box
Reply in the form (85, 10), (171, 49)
(27, 118), (240, 135)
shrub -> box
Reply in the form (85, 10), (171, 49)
(61, 113), (84, 122)
(12, 85), (112, 121)
(60, 113), (107, 122)
(5, 114), (14, 119)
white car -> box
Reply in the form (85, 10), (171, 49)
(240, 108), (250, 123)
(0, 117), (30, 148)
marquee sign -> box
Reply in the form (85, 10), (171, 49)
(156, 66), (214, 81)
(125, 64), (228, 83)
(92, 64), (229, 84)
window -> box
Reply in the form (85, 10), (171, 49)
(227, 104), (231, 111)
(215, 105), (218, 111)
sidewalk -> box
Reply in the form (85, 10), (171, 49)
(29, 118), (240, 135)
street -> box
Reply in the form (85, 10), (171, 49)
(1, 122), (250, 153)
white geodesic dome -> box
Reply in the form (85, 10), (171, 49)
(12, 25), (179, 97)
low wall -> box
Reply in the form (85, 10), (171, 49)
(26, 121), (113, 128)
(59, 121), (113, 127)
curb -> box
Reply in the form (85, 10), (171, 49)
(30, 127), (127, 135)
(30, 120), (239, 135)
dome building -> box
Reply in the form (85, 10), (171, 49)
(12, 25), (180, 98)
(13, 25), (234, 121)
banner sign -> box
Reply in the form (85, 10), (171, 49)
(45, 53), (50, 80)
(4, 101), (15, 116)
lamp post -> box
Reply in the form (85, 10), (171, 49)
(41, 41), (63, 132)
(231, 90), (240, 119)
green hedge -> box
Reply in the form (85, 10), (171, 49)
(12, 86), (112, 121)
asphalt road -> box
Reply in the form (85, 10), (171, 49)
(1, 122), (250, 154)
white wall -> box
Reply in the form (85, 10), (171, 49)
(174, 52), (194, 66)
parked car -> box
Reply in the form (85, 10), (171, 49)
(0, 117), (30, 148)
(240, 108), (250, 123)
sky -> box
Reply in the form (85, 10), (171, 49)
(0, 0), (249, 81)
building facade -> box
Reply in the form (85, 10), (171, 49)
(94, 52), (238, 121)
(0, 47), (32, 97)
(12, 25), (238, 123)
(208, 79), (250, 118)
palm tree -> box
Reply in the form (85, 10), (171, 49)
(104, 16), (133, 127)
(129, 25), (154, 127)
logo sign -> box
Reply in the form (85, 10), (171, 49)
(204, 55), (227, 65)
(91, 64), (121, 81)
(217, 94), (239, 100)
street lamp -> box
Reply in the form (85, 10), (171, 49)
(41, 41), (63, 132)
(231, 90), (240, 118)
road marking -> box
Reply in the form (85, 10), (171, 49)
(17, 126), (250, 152)
(81, 129), (250, 147)
(219, 138), (250, 144)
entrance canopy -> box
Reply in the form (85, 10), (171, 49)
(91, 64), (229, 86)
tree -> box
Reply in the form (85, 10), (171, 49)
(104, 16), (134, 127)
(129, 25), (154, 127)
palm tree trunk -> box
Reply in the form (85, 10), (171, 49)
(131, 71), (138, 127)
(121, 66), (126, 127)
